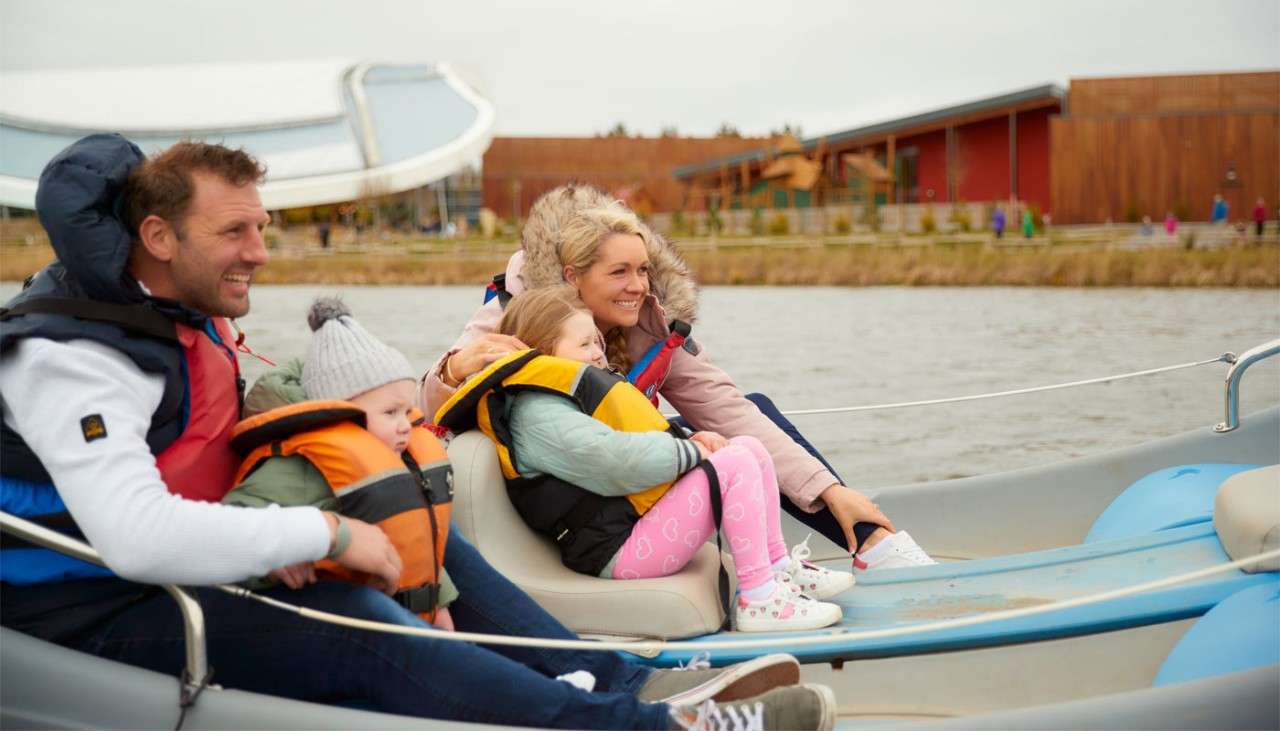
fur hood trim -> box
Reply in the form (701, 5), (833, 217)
(519, 184), (698, 323)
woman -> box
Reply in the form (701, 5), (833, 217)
(422, 185), (932, 569)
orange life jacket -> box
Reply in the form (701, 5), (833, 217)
(231, 401), (453, 621)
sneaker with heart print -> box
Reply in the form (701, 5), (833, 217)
(782, 535), (856, 600)
(735, 582), (842, 632)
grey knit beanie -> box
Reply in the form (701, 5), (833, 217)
(302, 297), (414, 401)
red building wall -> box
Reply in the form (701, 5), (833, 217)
(956, 116), (1011, 202)
(1016, 107), (1053, 210)
(904, 130), (948, 202)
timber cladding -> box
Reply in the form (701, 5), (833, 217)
(1051, 72), (1280, 224)
(482, 136), (765, 219)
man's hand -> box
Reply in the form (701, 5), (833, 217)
(269, 562), (317, 590)
(444, 334), (528, 385)
(820, 483), (895, 552)
(690, 431), (729, 454)
(325, 513), (402, 595)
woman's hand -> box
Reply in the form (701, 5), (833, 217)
(820, 483), (895, 552)
(690, 431), (729, 454)
(269, 562), (317, 590)
(324, 513), (403, 595)
(443, 334), (528, 385)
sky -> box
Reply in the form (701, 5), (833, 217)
(2, 0), (1277, 139)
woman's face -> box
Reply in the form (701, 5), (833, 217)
(565, 233), (649, 331)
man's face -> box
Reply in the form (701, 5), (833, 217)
(168, 172), (270, 317)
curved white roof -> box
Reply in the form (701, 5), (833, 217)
(0, 59), (494, 209)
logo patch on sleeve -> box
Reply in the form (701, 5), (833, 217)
(80, 414), (108, 443)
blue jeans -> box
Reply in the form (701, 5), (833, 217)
(676, 392), (882, 551)
(2, 527), (668, 729)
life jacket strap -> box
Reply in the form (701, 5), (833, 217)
(395, 582), (440, 614)
(0, 297), (177, 343)
(697, 460), (734, 632)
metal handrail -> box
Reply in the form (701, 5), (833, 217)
(0, 512), (210, 694)
(1214, 339), (1280, 434)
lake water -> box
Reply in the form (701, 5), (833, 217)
(4, 283), (1277, 487)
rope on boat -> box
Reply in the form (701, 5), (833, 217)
(737, 353), (1233, 418)
(215, 545), (1280, 655)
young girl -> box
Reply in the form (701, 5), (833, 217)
(441, 285), (853, 632)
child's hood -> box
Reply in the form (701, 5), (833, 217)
(243, 358), (307, 417)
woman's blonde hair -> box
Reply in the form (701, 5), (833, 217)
(557, 207), (653, 371)
(498, 284), (593, 356)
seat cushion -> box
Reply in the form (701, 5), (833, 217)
(447, 431), (726, 639)
(1214, 465), (1280, 573)
(1153, 581), (1280, 686)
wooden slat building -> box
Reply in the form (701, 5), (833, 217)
(1050, 71), (1280, 223)
(481, 136), (766, 220)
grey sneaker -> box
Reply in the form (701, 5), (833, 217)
(667, 683), (836, 731)
(638, 653), (800, 706)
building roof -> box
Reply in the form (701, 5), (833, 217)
(0, 59), (494, 209)
(673, 83), (1064, 179)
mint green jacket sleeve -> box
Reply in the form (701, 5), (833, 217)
(507, 391), (701, 497)
(223, 454), (458, 609)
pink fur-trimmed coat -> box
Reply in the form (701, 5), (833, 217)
(421, 187), (837, 512)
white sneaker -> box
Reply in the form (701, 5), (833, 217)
(735, 583), (842, 632)
(854, 530), (937, 571)
(781, 535), (855, 600)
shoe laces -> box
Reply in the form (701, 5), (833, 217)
(669, 699), (764, 731)
(675, 651), (711, 672)
(788, 534), (814, 569)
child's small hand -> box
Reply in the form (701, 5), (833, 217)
(269, 561), (317, 590)
(433, 607), (455, 631)
(691, 431), (729, 454)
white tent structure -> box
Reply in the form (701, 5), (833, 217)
(0, 59), (494, 210)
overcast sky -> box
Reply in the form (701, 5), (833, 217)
(3, 0), (1277, 138)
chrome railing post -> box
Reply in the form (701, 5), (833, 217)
(1213, 338), (1280, 434)
(0, 512), (211, 699)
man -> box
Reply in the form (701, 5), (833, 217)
(0, 135), (829, 729)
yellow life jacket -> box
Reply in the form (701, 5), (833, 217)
(231, 401), (453, 621)
(435, 349), (674, 515)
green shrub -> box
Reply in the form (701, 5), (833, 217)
(750, 207), (766, 236)
(671, 210), (687, 235)
(949, 206), (972, 232)
(768, 212), (790, 236)
(833, 213), (852, 234)
(920, 208), (937, 234)
(706, 208), (723, 234)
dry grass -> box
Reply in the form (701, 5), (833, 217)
(3, 242), (1276, 288)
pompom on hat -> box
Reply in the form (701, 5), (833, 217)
(302, 296), (414, 401)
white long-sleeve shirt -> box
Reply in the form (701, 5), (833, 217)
(0, 337), (329, 584)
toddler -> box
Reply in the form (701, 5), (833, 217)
(443, 286), (854, 632)
(224, 298), (457, 629)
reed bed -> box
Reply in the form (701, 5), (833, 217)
(3, 243), (1276, 288)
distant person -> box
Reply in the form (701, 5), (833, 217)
(991, 206), (1006, 239)
(1211, 194), (1229, 224)
(1253, 198), (1266, 239)
(422, 184), (936, 571)
(1021, 208), (1035, 239)
(317, 221), (331, 248)
(1164, 211), (1178, 236)
(1140, 216), (1154, 236)
(448, 284), (850, 632)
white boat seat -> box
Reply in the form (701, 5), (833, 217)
(1214, 465), (1280, 573)
(446, 431), (727, 639)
